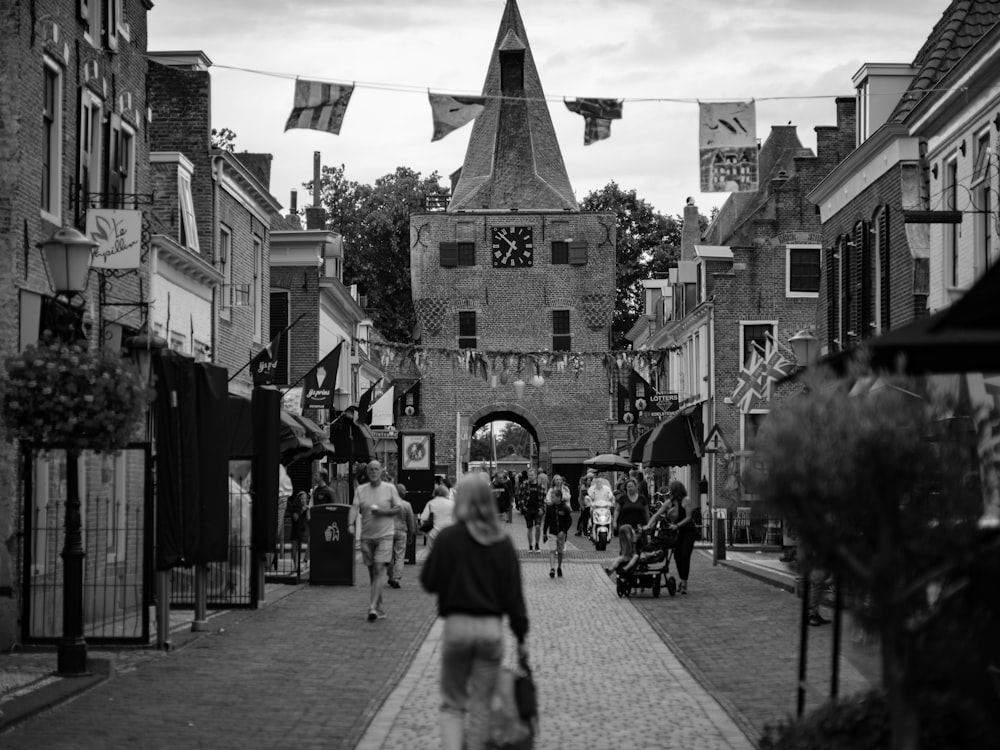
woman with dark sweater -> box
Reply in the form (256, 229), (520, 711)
(646, 480), (697, 594)
(420, 474), (529, 750)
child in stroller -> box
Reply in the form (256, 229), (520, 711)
(611, 526), (678, 598)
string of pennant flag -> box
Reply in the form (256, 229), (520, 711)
(164, 58), (969, 192)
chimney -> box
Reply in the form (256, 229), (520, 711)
(305, 151), (327, 230)
(681, 197), (700, 262)
(285, 189), (301, 229)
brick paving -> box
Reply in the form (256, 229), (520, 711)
(630, 549), (878, 743)
(356, 530), (753, 750)
(0, 515), (879, 749)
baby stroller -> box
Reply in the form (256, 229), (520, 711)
(615, 527), (677, 598)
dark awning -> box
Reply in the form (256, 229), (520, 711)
(228, 394), (310, 461)
(639, 404), (703, 467)
(629, 428), (653, 464)
(291, 413), (336, 461)
(328, 417), (377, 463)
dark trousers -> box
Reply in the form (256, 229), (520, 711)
(576, 508), (590, 534)
(674, 531), (696, 580)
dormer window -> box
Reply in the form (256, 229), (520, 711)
(500, 50), (524, 95)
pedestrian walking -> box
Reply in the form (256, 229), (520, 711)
(420, 474), (529, 750)
(421, 484), (456, 548)
(289, 490), (311, 574)
(605, 480), (649, 577)
(543, 475), (573, 578)
(646, 480), (696, 594)
(516, 468), (545, 552)
(389, 483), (416, 588)
(798, 538), (832, 626)
(576, 469), (596, 536)
(349, 460), (403, 622)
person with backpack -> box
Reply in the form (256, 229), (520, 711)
(516, 468), (545, 552)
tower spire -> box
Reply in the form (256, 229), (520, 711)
(448, 0), (577, 213)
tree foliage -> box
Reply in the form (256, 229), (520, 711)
(580, 182), (697, 347)
(210, 127), (237, 152)
(309, 165), (447, 343)
(748, 364), (1000, 750)
(470, 422), (535, 462)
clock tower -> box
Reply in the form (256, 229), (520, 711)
(407, 0), (616, 480)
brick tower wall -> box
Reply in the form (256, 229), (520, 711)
(407, 210), (617, 472)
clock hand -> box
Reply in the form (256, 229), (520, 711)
(504, 236), (518, 251)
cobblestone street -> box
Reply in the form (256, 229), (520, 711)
(0, 518), (875, 749)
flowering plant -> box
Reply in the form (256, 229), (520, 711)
(1, 337), (153, 453)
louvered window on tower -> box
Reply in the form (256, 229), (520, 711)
(568, 241), (588, 265)
(440, 242), (458, 267)
(500, 50), (525, 94)
(551, 241), (569, 265)
(552, 309), (571, 351)
(458, 311), (477, 349)
(457, 242), (476, 266)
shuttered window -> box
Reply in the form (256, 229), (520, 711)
(551, 241), (568, 265)
(457, 242), (475, 266)
(568, 240), (588, 265)
(439, 242), (458, 267)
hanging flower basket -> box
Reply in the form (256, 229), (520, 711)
(1, 338), (153, 453)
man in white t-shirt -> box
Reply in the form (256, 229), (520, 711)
(350, 460), (403, 622)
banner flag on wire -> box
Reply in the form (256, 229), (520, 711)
(250, 328), (284, 386)
(698, 100), (758, 193)
(356, 379), (381, 425)
(300, 343), (343, 411)
(429, 92), (487, 142)
(285, 80), (355, 135)
(564, 98), (623, 145)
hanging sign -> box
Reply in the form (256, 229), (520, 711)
(86, 209), (143, 269)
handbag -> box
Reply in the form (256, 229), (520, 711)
(486, 655), (537, 750)
(419, 511), (434, 534)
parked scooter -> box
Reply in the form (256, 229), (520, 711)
(587, 477), (616, 551)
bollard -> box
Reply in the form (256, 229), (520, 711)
(714, 517), (727, 561)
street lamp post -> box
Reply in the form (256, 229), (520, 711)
(37, 227), (98, 676)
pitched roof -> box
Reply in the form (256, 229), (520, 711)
(448, 0), (577, 212)
(892, 0), (1000, 121)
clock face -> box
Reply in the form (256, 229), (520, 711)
(491, 226), (533, 268)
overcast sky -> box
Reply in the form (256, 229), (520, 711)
(148, 0), (950, 219)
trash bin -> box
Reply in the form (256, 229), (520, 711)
(309, 503), (355, 585)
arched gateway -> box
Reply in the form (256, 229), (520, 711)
(402, 0), (616, 482)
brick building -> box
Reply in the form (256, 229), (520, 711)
(0, 0), (154, 649)
(641, 125), (825, 520)
(148, 52), (281, 396)
(807, 3), (1000, 354)
(406, 0), (616, 484)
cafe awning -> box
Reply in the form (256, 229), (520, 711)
(290, 413), (336, 462)
(638, 404), (704, 467)
(328, 417), (377, 463)
(228, 394), (311, 461)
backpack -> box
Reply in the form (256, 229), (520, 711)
(523, 484), (543, 515)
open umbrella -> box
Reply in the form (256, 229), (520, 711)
(583, 453), (636, 472)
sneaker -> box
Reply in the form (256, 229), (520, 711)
(557, 567), (563, 577)
(367, 611), (378, 622)
(377, 609), (387, 620)
(808, 613), (831, 626)
(604, 567), (614, 577)
(387, 580), (400, 589)
(549, 568), (555, 578)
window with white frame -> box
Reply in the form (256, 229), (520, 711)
(740, 322), (775, 367)
(219, 225), (232, 319)
(41, 58), (62, 220)
(786, 244), (821, 296)
(252, 236), (263, 342)
(973, 130), (993, 275)
(693, 331), (701, 396)
(178, 170), (199, 252)
(944, 154), (959, 287)
(78, 88), (104, 203)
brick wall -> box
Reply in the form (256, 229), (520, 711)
(409, 210), (617, 471)
(147, 62), (213, 264)
(0, 0), (152, 649)
(270, 265), (320, 385)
